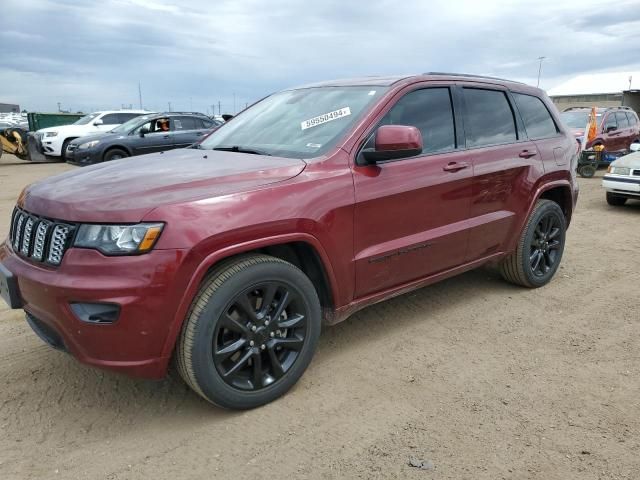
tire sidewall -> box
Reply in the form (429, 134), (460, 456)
(190, 261), (321, 409)
(104, 149), (128, 162)
(520, 202), (566, 287)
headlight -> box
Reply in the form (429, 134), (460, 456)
(78, 140), (100, 150)
(45, 132), (58, 137)
(74, 223), (164, 255)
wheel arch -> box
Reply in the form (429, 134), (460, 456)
(160, 234), (339, 362)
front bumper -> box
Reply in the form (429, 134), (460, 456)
(26, 133), (62, 162)
(602, 175), (640, 196)
(0, 241), (190, 378)
(65, 144), (102, 166)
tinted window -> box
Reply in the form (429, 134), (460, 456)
(101, 114), (123, 125)
(118, 113), (142, 123)
(379, 88), (456, 154)
(626, 112), (638, 126)
(616, 112), (629, 128)
(513, 93), (558, 139)
(463, 88), (517, 147)
(174, 117), (199, 130)
(604, 114), (617, 130)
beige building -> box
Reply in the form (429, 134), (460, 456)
(547, 71), (640, 113)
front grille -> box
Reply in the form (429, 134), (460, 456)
(634, 170), (640, 176)
(8, 207), (76, 266)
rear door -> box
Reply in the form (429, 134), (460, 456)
(460, 85), (539, 262)
(615, 112), (632, 150)
(171, 116), (208, 148)
(352, 84), (473, 297)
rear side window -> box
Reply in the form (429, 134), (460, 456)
(118, 113), (142, 123)
(100, 114), (122, 125)
(379, 87), (456, 154)
(616, 112), (629, 128)
(626, 112), (638, 126)
(513, 93), (558, 139)
(463, 88), (517, 147)
(174, 117), (198, 130)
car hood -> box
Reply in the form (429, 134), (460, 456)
(69, 131), (120, 145)
(20, 149), (307, 223)
(610, 151), (640, 168)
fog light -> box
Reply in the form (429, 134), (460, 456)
(70, 302), (120, 324)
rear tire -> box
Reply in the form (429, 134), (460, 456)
(606, 192), (627, 206)
(103, 148), (129, 162)
(500, 200), (566, 288)
(176, 254), (322, 409)
(578, 165), (596, 178)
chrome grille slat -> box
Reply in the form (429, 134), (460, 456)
(8, 207), (75, 267)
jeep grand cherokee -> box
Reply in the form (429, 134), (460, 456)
(1, 73), (579, 409)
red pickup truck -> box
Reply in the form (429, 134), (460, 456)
(1, 73), (579, 409)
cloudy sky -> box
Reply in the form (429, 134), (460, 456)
(2, 0), (640, 114)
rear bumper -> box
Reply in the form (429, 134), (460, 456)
(0, 241), (191, 378)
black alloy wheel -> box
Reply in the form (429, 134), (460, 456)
(176, 254), (321, 409)
(529, 213), (562, 278)
(213, 282), (309, 391)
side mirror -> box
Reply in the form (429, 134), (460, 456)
(93, 119), (103, 126)
(630, 143), (640, 152)
(139, 126), (150, 137)
(606, 125), (617, 133)
(221, 114), (234, 122)
(361, 125), (423, 164)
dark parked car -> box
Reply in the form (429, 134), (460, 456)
(560, 106), (640, 152)
(1, 73), (578, 409)
(65, 112), (222, 165)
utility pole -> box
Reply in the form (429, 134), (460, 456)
(168, 101), (172, 112)
(537, 56), (546, 88)
(218, 101), (221, 115)
(233, 93), (236, 114)
(138, 82), (143, 109)
(57, 102), (61, 112)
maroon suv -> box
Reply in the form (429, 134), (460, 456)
(0, 73), (579, 409)
(560, 106), (640, 151)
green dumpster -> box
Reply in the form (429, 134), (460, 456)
(27, 113), (84, 131)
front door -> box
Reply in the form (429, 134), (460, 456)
(352, 86), (472, 298)
(132, 117), (174, 155)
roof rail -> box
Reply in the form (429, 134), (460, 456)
(157, 111), (206, 116)
(422, 72), (526, 85)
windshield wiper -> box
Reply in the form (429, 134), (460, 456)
(212, 145), (272, 156)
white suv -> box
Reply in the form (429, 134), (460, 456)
(36, 110), (150, 160)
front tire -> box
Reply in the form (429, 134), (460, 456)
(103, 148), (129, 162)
(500, 200), (566, 288)
(606, 192), (627, 206)
(176, 254), (322, 409)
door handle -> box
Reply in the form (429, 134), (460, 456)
(163, 134), (170, 138)
(519, 150), (537, 159)
(443, 162), (470, 172)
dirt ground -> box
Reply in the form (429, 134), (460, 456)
(0, 153), (638, 480)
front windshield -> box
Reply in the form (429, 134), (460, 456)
(73, 112), (101, 125)
(561, 111), (603, 129)
(110, 114), (154, 134)
(199, 86), (388, 159)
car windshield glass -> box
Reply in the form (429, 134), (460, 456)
(561, 111), (603, 129)
(110, 114), (154, 134)
(73, 112), (101, 125)
(199, 86), (388, 159)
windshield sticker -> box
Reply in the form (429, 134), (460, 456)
(301, 107), (351, 130)
(306, 143), (322, 149)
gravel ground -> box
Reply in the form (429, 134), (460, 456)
(0, 154), (638, 480)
